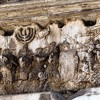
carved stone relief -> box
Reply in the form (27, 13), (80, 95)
(0, 17), (99, 95)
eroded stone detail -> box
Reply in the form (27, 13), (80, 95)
(0, 18), (99, 95)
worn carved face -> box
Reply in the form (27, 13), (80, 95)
(36, 48), (43, 55)
(2, 49), (12, 55)
(0, 66), (12, 84)
(88, 44), (94, 52)
(49, 42), (56, 47)
(1, 56), (8, 65)
(19, 55), (32, 68)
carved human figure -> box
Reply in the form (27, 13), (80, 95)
(81, 60), (89, 73)
(47, 53), (59, 78)
(45, 42), (60, 79)
(38, 71), (47, 91)
(0, 66), (12, 85)
(2, 49), (19, 82)
(86, 42), (96, 72)
(17, 44), (33, 81)
(27, 47), (49, 91)
(18, 54), (33, 80)
(28, 25), (50, 53)
(48, 23), (61, 44)
(95, 40), (100, 63)
(43, 42), (58, 56)
(18, 44), (33, 58)
(29, 48), (48, 81)
(79, 56), (96, 83)
(35, 48), (44, 61)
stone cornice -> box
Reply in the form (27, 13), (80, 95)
(0, 0), (100, 31)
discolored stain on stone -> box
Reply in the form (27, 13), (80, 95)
(39, 93), (51, 100)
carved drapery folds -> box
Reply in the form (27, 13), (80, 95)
(0, 17), (99, 95)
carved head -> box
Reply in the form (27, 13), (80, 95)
(48, 42), (57, 53)
(59, 41), (69, 51)
(0, 66), (12, 84)
(0, 54), (8, 66)
(2, 56), (8, 65)
(88, 43), (95, 52)
(2, 49), (12, 55)
(19, 44), (28, 55)
(43, 46), (49, 54)
(95, 40), (100, 49)
(36, 48), (43, 55)
(19, 55), (33, 68)
(38, 72), (46, 81)
(49, 42), (56, 47)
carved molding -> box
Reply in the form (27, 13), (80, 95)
(0, 0), (99, 31)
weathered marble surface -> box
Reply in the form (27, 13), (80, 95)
(68, 87), (100, 100)
(0, 0), (99, 99)
(0, 92), (66, 100)
(0, 17), (99, 95)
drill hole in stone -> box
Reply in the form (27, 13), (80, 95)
(82, 18), (96, 27)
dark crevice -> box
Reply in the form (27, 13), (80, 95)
(3, 30), (14, 36)
(36, 23), (46, 29)
(82, 19), (96, 27)
(58, 90), (78, 95)
(55, 21), (65, 28)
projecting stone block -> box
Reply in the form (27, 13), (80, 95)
(59, 49), (78, 82)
